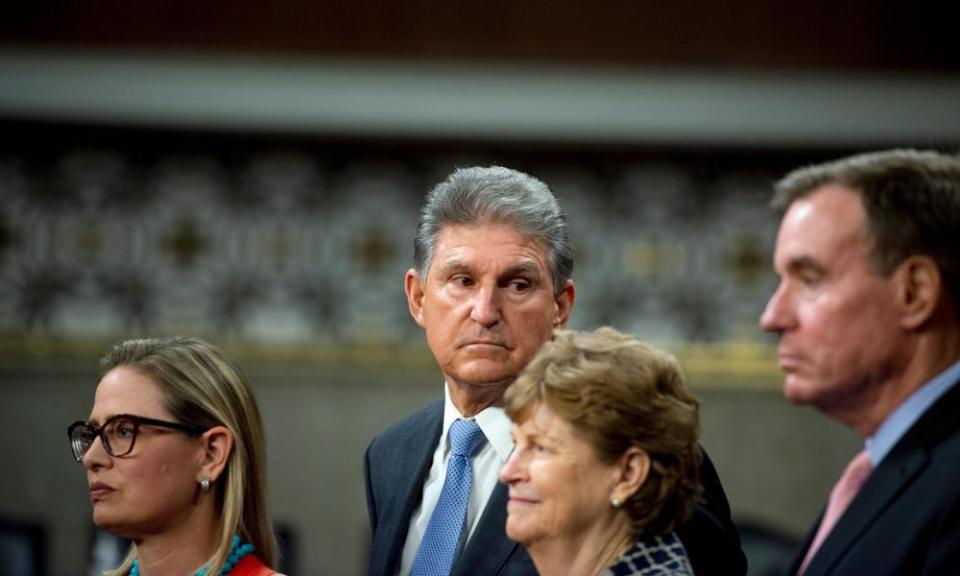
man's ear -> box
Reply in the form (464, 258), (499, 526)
(611, 447), (650, 504)
(896, 256), (941, 330)
(198, 425), (233, 486)
(405, 269), (427, 328)
(553, 280), (576, 329)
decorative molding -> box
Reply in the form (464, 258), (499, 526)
(2, 48), (960, 146)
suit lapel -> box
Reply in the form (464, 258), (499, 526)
(377, 403), (444, 575)
(786, 515), (821, 575)
(804, 379), (960, 576)
(805, 447), (927, 575)
(452, 482), (520, 576)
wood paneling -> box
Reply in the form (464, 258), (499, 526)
(3, 0), (958, 71)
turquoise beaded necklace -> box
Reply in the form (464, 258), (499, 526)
(129, 534), (254, 576)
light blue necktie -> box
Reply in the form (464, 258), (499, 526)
(410, 419), (487, 576)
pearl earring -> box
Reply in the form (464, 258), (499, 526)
(200, 477), (211, 493)
(611, 495), (621, 508)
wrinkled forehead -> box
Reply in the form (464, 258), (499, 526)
(776, 185), (871, 260)
(513, 400), (564, 432)
(432, 223), (551, 269)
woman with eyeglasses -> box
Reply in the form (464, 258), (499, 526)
(68, 336), (282, 576)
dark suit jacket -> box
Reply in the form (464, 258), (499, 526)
(786, 378), (960, 576)
(365, 400), (746, 576)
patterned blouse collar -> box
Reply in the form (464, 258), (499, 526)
(600, 532), (693, 576)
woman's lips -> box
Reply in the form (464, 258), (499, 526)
(507, 495), (538, 506)
(89, 481), (115, 500)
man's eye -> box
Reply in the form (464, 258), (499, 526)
(453, 276), (474, 287)
(509, 280), (531, 292)
(799, 273), (822, 287)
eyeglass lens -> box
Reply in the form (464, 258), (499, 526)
(70, 416), (138, 460)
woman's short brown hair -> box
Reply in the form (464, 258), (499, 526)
(504, 327), (702, 537)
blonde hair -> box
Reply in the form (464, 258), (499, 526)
(98, 336), (277, 575)
(504, 327), (702, 537)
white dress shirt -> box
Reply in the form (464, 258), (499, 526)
(397, 382), (514, 576)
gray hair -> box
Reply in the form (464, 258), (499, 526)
(413, 166), (574, 295)
(773, 149), (960, 306)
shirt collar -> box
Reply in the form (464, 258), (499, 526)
(442, 381), (514, 463)
(866, 358), (960, 466)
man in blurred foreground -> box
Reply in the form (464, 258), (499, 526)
(760, 149), (960, 575)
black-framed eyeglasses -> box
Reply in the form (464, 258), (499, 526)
(67, 414), (206, 463)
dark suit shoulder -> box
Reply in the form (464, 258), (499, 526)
(368, 400), (444, 453)
(676, 447), (747, 576)
(365, 399), (445, 576)
(793, 378), (960, 576)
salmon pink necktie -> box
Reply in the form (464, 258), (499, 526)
(798, 450), (874, 575)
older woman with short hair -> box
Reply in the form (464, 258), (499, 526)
(499, 327), (702, 576)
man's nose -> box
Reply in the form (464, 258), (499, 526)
(760, 283), (792, 333)
(470, 286), (502, 326)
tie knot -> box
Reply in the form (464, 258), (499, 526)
(448, 419), (485, 457)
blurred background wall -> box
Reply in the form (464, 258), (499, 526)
(1, 2), (958, 574)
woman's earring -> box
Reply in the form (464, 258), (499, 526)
(611, 495), (621, 508)
(200, 477), (211, 493)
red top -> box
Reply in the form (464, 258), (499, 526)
(230, 555), (277, 576)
